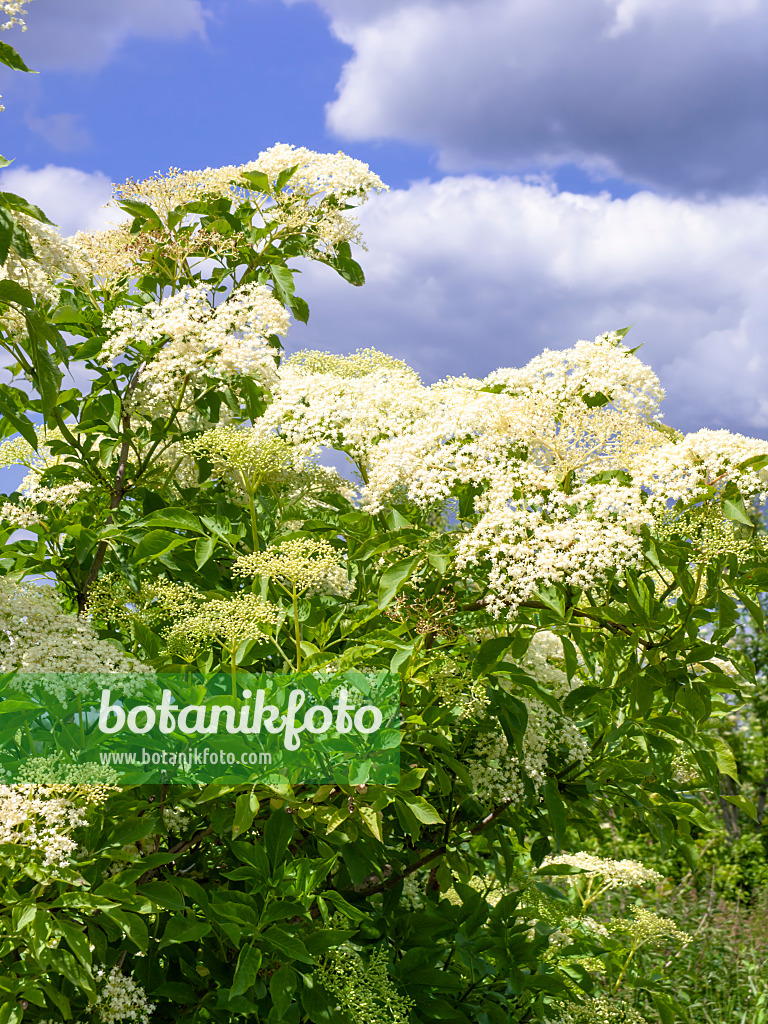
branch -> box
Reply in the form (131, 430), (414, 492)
(349, 798), (515, 899)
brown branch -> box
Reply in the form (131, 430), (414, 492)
(349, 798), (516, 899)
(135, 826), (215, 887)
(77, 378), (140, 612)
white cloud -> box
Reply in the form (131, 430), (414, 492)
(0, 164), (113, 234)
(10, 0), (207, 71)
(284, 176), (768, 436)
(306, 0), (768, 195)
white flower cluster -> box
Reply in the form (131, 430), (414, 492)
(265, 349), (427, 467)
(94, 967), (155, 1024)
(1, 0), (33, 31)
(457, 479), (651, 616)
(467, 632), (589, 807)
(0, 427), (96, 526)
(247, 143), (388, 200)
(489, 331), (665, 419)
(15, 751), (120, 792)
(0, 783), (87, 867)
(541, 852), (664, 890)
(614, 906), (691, 946)
(162, 805), (190, 833)
(101, 283), (288, 416)
(164, 593), (280, 659)
(265, 333), (768, 615)
(0, 578), (151, 699)
(545, 997), (650, 1024)
(633, 428), (768, 507)
(0, 213), (90, 331)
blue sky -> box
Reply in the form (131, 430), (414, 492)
(1, 0), (767, 447)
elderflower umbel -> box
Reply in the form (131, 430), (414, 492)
(233, 537), (353, 598)
(0, 783), (88, 867)
(94, 967), (155, 1024)
(0, 212), (90, 331)
(614, 906), (691, 946)
(0, 425), (99, 526)
(0, 579), (152, 700)
(545, 997), (651, 1024)
(635, 428), (768, 507)
(16, 751), (120, 799)
(264, 348), (429, 467)
(541, 853), (664, 890)
(101, 282), (288, 416)
(466, 632), (589, 808)
(1, 0), (33, 31)
(87, 575), (207, 632)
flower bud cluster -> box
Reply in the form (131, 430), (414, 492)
(234, 537), (353, 598)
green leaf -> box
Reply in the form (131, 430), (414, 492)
(232, 791), (260, 838)
(137, 881), (186, 912)
(261, 926), (314, 965)
(722, 496), (753, 526)
(264, 809), (294, 870)
(240, 169), (271, 194)
(158, 915), (211, 949)
(274, 164), (299, 192)
(269, 966), (297, 1019)
(132, 619), (163, 660)
(333, 254), (365, 287)
(133, 529), (188, 563)
(140, 507), (203, 532)
(399, 793), (443, 825)
(472, 636), (514, 677)
(722, 793), (758, 822)
(0, 207), (14, 264)
(25, 314), (63, 409)
(543, 779), (567, 850)
(231, 944), (263, 997)
(0, 279), (35, 307)
(270, 263), (296, 304)
(117, 200), (162, 226)
(712, 737), (738, 781)
(195, 534), (216, 568)
(0, 40), (34, 73)
(100, 910), (149, 952)
(377, 555), (419, 609)
(0, 191), (55, 224)
(57, 921), (92, 967)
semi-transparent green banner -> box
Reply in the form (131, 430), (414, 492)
(0, 669), (401, 785)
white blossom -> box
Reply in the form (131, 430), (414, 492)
(102, 282), (288, 415)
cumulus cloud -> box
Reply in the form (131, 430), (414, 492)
(8, 0), (207, 72)
(307, 0), (768, 195)
(285, 176), (768, 436)
(0, 164), (113, 234)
